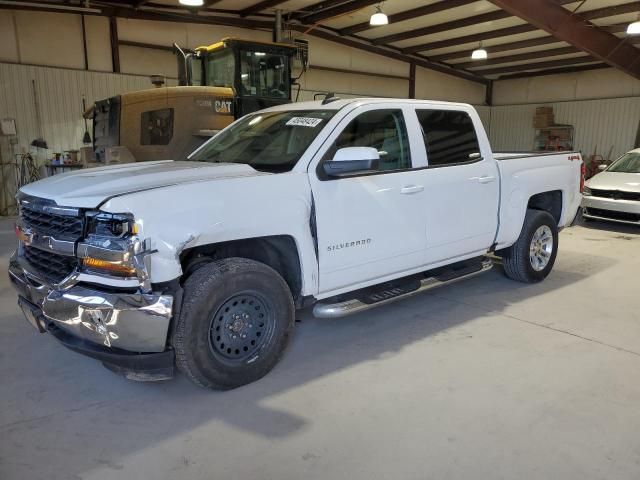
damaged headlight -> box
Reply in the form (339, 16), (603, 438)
(79, 212), (141, 278)
(86, 212), (138, 238)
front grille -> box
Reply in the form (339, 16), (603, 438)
(585, 207), (640, 223)
(590, 189), (640, 202)
(23, 246), (79, 283)
(21, 204), (84, 241)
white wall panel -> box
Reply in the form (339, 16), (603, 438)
(0, 62), (178, 154)
(0, 12), (19, 63)
(488, 97), (640, 159)
(14, 12), (85, 69)
(415, 66), (486, 104)
(85, 16), (112, 72)
(494, 68), (640, 105)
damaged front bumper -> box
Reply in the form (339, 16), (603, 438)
(9, 251), (176, 380)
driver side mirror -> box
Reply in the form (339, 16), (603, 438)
(323, 147), (379, 177)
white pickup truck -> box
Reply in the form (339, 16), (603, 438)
(10, 98), (584, 389)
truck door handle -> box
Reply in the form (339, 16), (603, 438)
(400, 185), (424, 194)
(477, 175), (496, 184)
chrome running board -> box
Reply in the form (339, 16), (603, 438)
(313, 258), (493, 319)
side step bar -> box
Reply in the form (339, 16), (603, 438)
(313, 258), (493, 319)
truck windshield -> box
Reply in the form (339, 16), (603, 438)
(190, 110), (336, 172)
(607, 152), (640, 173)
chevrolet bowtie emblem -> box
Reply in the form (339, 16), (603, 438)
(14, 224), (34, 245)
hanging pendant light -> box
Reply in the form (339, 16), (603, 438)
(471, 42), (488, 60)
(627, 14), (640, 35)
(370, 4), (389, 26)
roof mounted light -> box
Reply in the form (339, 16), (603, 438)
(179, 0), (203, 6)
(627, 15), (640, 35)
(471, 42), (488, 60)
(370, 4), (388, 26)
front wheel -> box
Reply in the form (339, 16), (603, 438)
(172, 258), (295, 389)
(501, 209), (559, 283)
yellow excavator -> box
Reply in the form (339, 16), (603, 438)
(91, 38), (301, 162)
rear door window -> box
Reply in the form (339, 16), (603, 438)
(416, 110), (480, 167)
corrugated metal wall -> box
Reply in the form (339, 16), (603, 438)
(488, 97), (640, 159)
(3, 61), (640, 214)
(0, 62), (178, 213)
(0, 62), (178, 154)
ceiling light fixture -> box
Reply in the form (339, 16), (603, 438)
(471, 42), (488, 60)
(370, 4), (389, 26)
(627, 14), (640, 35)
(179, 0), (204, 6)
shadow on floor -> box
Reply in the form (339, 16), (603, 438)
(0, 244), (618, 478)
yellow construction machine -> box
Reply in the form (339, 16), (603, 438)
(91, 38), (300, 162)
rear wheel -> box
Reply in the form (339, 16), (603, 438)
(501, 209), (558, 283)
(173, 258), (295, 389)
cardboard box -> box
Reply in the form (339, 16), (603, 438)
(80, 146), (95, 165)
(535, 106), (553, 115)
(533, 113), (555, 128)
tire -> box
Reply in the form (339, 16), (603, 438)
(172, 257), (295, 390)
(501, 209), (559, 283)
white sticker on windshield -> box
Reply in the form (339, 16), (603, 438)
(286, 117), (324, 128)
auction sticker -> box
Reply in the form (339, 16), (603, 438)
(286, 117), (323, 127)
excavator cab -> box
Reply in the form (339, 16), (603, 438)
(177, 38), (297, 117)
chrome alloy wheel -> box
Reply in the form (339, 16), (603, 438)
(529, 225), (553, 271)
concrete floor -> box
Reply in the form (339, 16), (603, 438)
(1, 217), (639, 480)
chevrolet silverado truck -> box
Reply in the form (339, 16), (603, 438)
(9, 98), (584, 389)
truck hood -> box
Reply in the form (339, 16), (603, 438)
(19, 160), (264, 208)
(587, 171), (640, 192)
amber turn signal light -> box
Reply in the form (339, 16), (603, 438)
(83, 257), (136, 277)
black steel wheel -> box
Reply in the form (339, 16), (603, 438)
(173, 258), (295, 390)
(208, 293), (275, 363)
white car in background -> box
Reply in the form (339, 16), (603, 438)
(582, 149), (640, 225)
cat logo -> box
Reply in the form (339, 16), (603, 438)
(214, 99), (233, 115)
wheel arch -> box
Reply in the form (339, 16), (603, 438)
(179, 235), (304, 303)
(527, 190), (563, 226)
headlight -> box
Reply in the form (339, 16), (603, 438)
(86, 212), (138, 238)
(80, 212), (140, 278)
(583, 186), (592, 196)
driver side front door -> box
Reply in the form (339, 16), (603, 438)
(308, 105), (428, 296)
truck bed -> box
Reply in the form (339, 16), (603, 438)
(493, 150), (583, 249)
